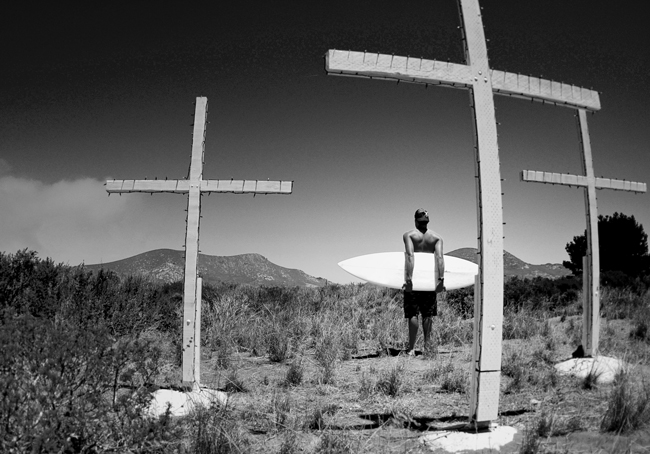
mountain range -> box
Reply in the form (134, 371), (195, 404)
(84, 248), (570, 287)
(84, 249), (326, 287)
(447, 248), (571, 279)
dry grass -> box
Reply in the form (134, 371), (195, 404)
(177, 284), (650, 452)
(5, 265), (650, 452)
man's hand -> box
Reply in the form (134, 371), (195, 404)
(435, 278), (445, 293)
(403, 279), (413, 293)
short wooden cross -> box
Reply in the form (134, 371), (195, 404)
(325, 0), (600, 425)
(106, 97), (293, 386)
(522, 109), (646, 356)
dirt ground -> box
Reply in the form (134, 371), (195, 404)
(174, 314), (649, 453)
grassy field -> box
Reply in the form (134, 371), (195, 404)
(2, 250), (650, 453)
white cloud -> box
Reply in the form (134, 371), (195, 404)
(0, 176), (187, 265)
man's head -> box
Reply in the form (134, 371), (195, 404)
(414, 208), (429, 225)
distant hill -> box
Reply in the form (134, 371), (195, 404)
(447, 248), (571, 279)
(84, 249), (326, 287)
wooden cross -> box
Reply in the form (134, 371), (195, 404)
(522, 110), (646, 357)
(325, 0), (600, 426)
(106, 97), (293, 386)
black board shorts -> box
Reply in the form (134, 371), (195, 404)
(403, 290), (438, 318)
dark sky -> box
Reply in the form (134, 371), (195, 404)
(1, 0), (648, 282)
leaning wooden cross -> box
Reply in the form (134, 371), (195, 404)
(106, 97), (293, 386)
(522, 111), (646, 356)
(325, 0), (599, 426)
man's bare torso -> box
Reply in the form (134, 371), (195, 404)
(404, 228), (441, 253)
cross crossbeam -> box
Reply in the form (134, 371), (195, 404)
(521, 110), (646, 356)
(106, 97), (293, 385)
(522, 171), (647, 193)
(326, 50), (601, 111)
(325, 0), (604, 426)
(106, 179), (293, 194)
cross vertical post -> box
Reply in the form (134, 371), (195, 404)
(458, 0), (504, 426)
(183, 98), (207, 383)
(326, 0), (601, 425)
(521, 111), (646, 356)
(194, 277), (203, 390)
(106, 97), (293, 386)
(578, 109), (600, 356)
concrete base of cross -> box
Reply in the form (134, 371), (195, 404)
(146, 385), (228, 418)
(420, 424), (519, 452)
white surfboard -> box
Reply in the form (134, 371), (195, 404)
(338, 252), (477, 291)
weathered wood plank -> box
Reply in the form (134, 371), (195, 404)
(106, 179), (191, 193)
(491, 70), (600, 111)
(106, 179), (295, 194)
(521, 170), (646, 193)
(326, 50), (473, 88)
(201, 179), (293, 193)
(326, 50), (601, 110)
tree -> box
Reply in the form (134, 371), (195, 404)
(563, 212), (650, 277)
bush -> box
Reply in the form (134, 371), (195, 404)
(358, 372), (376, 399)
(445, 287), (474, 318)
(284, 361), (304, 387)
(268, 328), (291, 363)
(424, 361), (454, 383)
(439, 368), (468, 394)
(0, 314), (177, 453)
(315, 332), (340, 384)
(600, 370), (650, 434)
(503, 310), (541, 340)
(376, 365), (405, 397)
(189, 404), (249, 453)
(224, 369), (248, 393)
(305, 404), (338, 431)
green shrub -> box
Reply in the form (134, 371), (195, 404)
(503, 310), (541, 340)
(358, 372), (376, 399)
(315, 333), (340, 384)
(212, 341), (232, 370)
(439, 367), (468, 394)
(268, 328), (291, 363)
(271, 392), (293, 431)
(502, 350), (530, 393)
(305, 404), (338, 431)
(600, 288), (646, 320)
(224, 369), (248, 393)
(424, 361), (454, 383)
(445, 287), (474, 318)
(376, 365), (405, 397)
(189, 404), (249, 454)
(600, 370), (650, 434)
(284, 361), (304, 387)
(0, 314), (177, 453)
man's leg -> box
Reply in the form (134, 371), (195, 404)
(408, 316), (419, 352)
(422, 316), (432, 345)
(422, 291), (436, 354)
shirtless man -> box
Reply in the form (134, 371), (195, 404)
(403, 208), (445, 356)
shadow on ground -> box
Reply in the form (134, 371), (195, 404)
(329, 408), (532, 431)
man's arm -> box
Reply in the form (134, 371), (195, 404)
(435, 237), (445, 292)
(403, 232), (414, 291)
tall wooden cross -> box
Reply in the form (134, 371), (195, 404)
(325, 0), (600, 426)
(106, 97), (293, 386)
(522, 110), (646, 357)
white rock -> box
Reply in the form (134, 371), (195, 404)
(146, 388), (228, 417)
(554, 356), (625, 384)
(420, 426), (518, 453)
